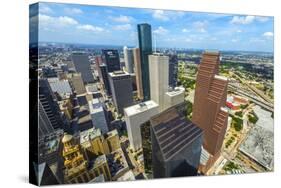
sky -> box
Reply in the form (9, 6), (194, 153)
(33, 2), (274, 52)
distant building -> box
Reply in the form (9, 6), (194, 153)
(150, 107), (203, 178)
(108, 71), (133, 115)
(102, 49), (121, 73)
(39, 78), (65, 130)
(99, 64), (111, 95)
(192, 51), (228, 174)
(149, 53), (169, 112)
(123, 46), (134, 73)
(124, 101), (159, 151)
(71, 52), (94, 83)
(88, 99), (109, 133)
(137, 23), (153, 101)
(132, 48), (144, 100)
(168, 54), (178, 88)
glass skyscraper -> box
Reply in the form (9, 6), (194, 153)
(137, 23), (152, 101)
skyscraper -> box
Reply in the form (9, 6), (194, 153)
(102, 49), (121, 73)
(88, 99), (109, 133)
(163, 86), (185, 110)
(150, 107), (203, 178)
(38, 101), (55, 137)
(124, 101), (159, 151)
(123, 46), (134, 73)
(108, 71), (133, 115)
(192, 51), (228, 173)
(71, 52), (94, 84)
(39, 78), (64, 130)
(168, 54), (178, 88)
(137, 23), (152, 101)
(132, 48), (144, 100)
(149, 53), (169, 112)
(99, 64), (111, 95)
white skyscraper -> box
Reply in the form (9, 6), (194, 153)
(123, 46), (134, 73)
(88, 99), (109, 133)
(124, 101), (159, 151)
(149, 53), (169, 112)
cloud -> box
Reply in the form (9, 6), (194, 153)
(113, 24), (132, 31)
(39, 14), (78, 28)
(64, 8), (83, 14)
(230, 15), (269, 25)
(182, 28), (190, 33)
(256, 16), (269, 22)
(236, 29), (242, 33)
(185, 38), (192, 42)
(110, 15), (133, 23)
(39, 5), (53, 14)
(263, 32), (274, 37)
(193, 21), (208, 33)
(231, 39), (239, 42)
(153, 26), (168, 35)
(152, 10), (169, 21)
(77, 24), (104, 32)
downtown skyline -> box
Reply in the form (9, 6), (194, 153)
(34, 2), (274, 52)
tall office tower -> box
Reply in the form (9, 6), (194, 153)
(192, 51), (228, 173)
(137, 23), (153, 100)
(168, 54), (178, 88)
(88, 99), (109, 133)
(67, 73), (86, 96)
(39, 78), (64, 130)
(150, 107), (203, 178)
(99, 64), (111, 96)
(38, 101), (55, 137)
(80, 128), (110, 156)
(124, 101), (159, 151)
(71, 52), (94, 84)
(102, 49), (121, 73)
(94, 55), (103, 81)
(105, 129), (120, 152)
(163, 86), (185, 110)
(132, 48), (144, 100)
(108, 71), (133, 115)
(149, 53), (169, 112)
(123, 46), (134, 73)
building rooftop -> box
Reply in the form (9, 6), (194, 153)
(124, 100), (159, 117)
(166, 86), (185, 97)
(151, 107), (203, 161)
(108, 71), (130, 77)
(80, 128), (102, 146)
(214, 75), (228, 81)
(88, 99), (104, 114)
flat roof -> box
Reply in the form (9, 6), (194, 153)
(124, 100), (159, 117)
(108, 71), (130, 77)
(166, 87), (185, 97)
(80, 128), (101, 145)
(214, 74), (228, 81)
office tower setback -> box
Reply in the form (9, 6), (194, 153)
(99, 64), (111, 95)
(39, 101), (55, 137)
(150, 107), (203, 178)
(108, 71), (133, 115)
(137, 23), (153, 100)
(39, 78), (65, 130)
(164, 86), (185, 110)
(123, 46), (134, 73)
(102, 49), (121, 73)
(149, 53), (169, 112)
(72, 52), (94, 84)
(124, 101), (159, 151)
(192, 51), (228, 173)
(133, 48), (144, 100)
(168, 54), (178, 88)
(88, 99), (109, 133)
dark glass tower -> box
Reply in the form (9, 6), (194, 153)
(102, 49), (121, 73)
(168, 54), (178, 88)
(137, 23), (152, 101)
(99, 64), (111, 95)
